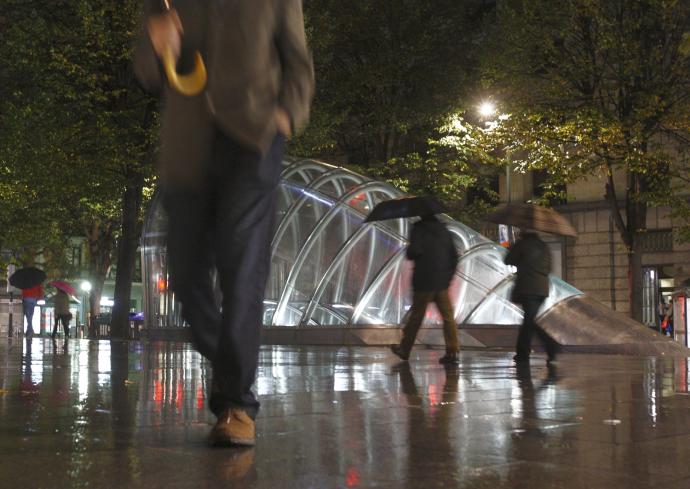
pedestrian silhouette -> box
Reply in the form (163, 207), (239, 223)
(52, 289), (72, 339)
(505, 230), (559, 363)
(391, 214), (460, 364)
(134, 0), (314, 447)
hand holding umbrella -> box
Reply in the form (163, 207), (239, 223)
(148, 0), (207, 96)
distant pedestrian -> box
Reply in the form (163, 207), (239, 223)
(505, 230), (558, 363)
(21, 283), (43, 337)
(658, 297), (667, 330)
(662, 301), (674, 336)
(391, 215), (460, 364)
(52, 289), (72, 339)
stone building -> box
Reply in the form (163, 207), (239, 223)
(488, 169), (690, 328)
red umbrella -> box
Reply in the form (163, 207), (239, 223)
(49, 281), (77, 296)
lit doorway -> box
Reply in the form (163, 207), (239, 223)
(643, 266), (674, 331)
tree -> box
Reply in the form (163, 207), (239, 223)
(295, 0), (496, 166)
(482, 0), (690, 321)
(371, 114), (501, 227)
(0, 0), (158, 337)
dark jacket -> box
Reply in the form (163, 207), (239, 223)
(133, 0), (314, 186)
(505, 232), (551, 300)
(407, 216), (459, 292)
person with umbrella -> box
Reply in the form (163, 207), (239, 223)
(504, 229), (558, 363)
(21, 283), (43, 337)
(9, 266), (47, 338)
(367, 196), (461, 364)
(133, 0), (314, 447)
(50, 282), (76, 339)
(487, 203), (576, 364)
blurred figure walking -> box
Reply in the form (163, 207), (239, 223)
(505, 230), (558, 363)
(134, 0), (314, 447)
(52, 289), (72, 339)
(391, 215), (460, 364)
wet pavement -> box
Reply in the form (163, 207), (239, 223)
(1, 339), (690, 488)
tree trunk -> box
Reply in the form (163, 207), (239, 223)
(88, 277), (106, 338)
(110, 177), (144, 339)
(605, 170), (647, 323)
(85, 219), (116, 339)
(627, 237), (644, 322)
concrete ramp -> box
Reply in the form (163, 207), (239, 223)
(539, 295), (689, 356)
(261, 295), (690, 357)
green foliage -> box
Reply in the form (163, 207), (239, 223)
(369, 114), (501, 227)
(483, 0), (690, 239)
(295, 0), (493, 166)
(0, 1), (157, 311)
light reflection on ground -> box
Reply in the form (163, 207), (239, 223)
(1, 338), (690, 488)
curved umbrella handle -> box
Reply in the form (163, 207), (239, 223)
(162, 47), (207, 96)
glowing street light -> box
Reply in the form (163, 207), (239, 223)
(478, 101), (496, 119)
(80, 281), (92, 293)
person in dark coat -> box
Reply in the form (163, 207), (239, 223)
(391, 215), (460, 364)
(133, 0), (314, 447)
(505, 230), (558, 363)
(52, 289), (72, 339)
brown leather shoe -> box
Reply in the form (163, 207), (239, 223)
(210, 409), (256, 447)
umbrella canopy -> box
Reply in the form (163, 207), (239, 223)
(9, 267), (46, 289)
(44, 294), (81, 305)
(49, 280), (77, 296)
(365, 196), (447, 223)
(486, 203), (577, 237)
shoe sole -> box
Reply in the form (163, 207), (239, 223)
(211, 436), (256, 448)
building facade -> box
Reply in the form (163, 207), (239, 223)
(490, 169), (690, 328)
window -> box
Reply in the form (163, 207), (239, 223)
(641, 230), (673, 253)
(71, 246), (82, 268)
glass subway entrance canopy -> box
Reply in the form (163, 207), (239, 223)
(142, 159), (581, 330)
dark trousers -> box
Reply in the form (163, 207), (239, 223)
(53, 315), (70, 337)
(164, 130), (284, 419)
(401, 289), (459, 355)
(22, 298), (37, 335)
(516, 296), (555, 358)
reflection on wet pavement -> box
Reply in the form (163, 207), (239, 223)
(1, 339), (690, 488)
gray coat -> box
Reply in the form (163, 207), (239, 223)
(505, 232), (551, 300)
(133, 0), (314, 187)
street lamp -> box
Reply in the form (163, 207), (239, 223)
(80, 281), (92, 293)
(478, 101), (496, 119)
(477, 101), (514, 246)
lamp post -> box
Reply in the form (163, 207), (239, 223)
(478, 100), (514, 246)
(80, 280), (92, 338)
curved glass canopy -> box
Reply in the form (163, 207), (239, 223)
(141, 158), (581, 329)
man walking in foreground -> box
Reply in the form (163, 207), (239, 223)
(391, 214), (460, 364)
(134, 0), (314, 446)
(505, 230), (558, 364)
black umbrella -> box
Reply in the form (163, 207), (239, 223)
(365, 196), (447, 222)
(9, 267), (46, 289)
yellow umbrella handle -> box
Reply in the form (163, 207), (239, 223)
(162, 46), (207, 96)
